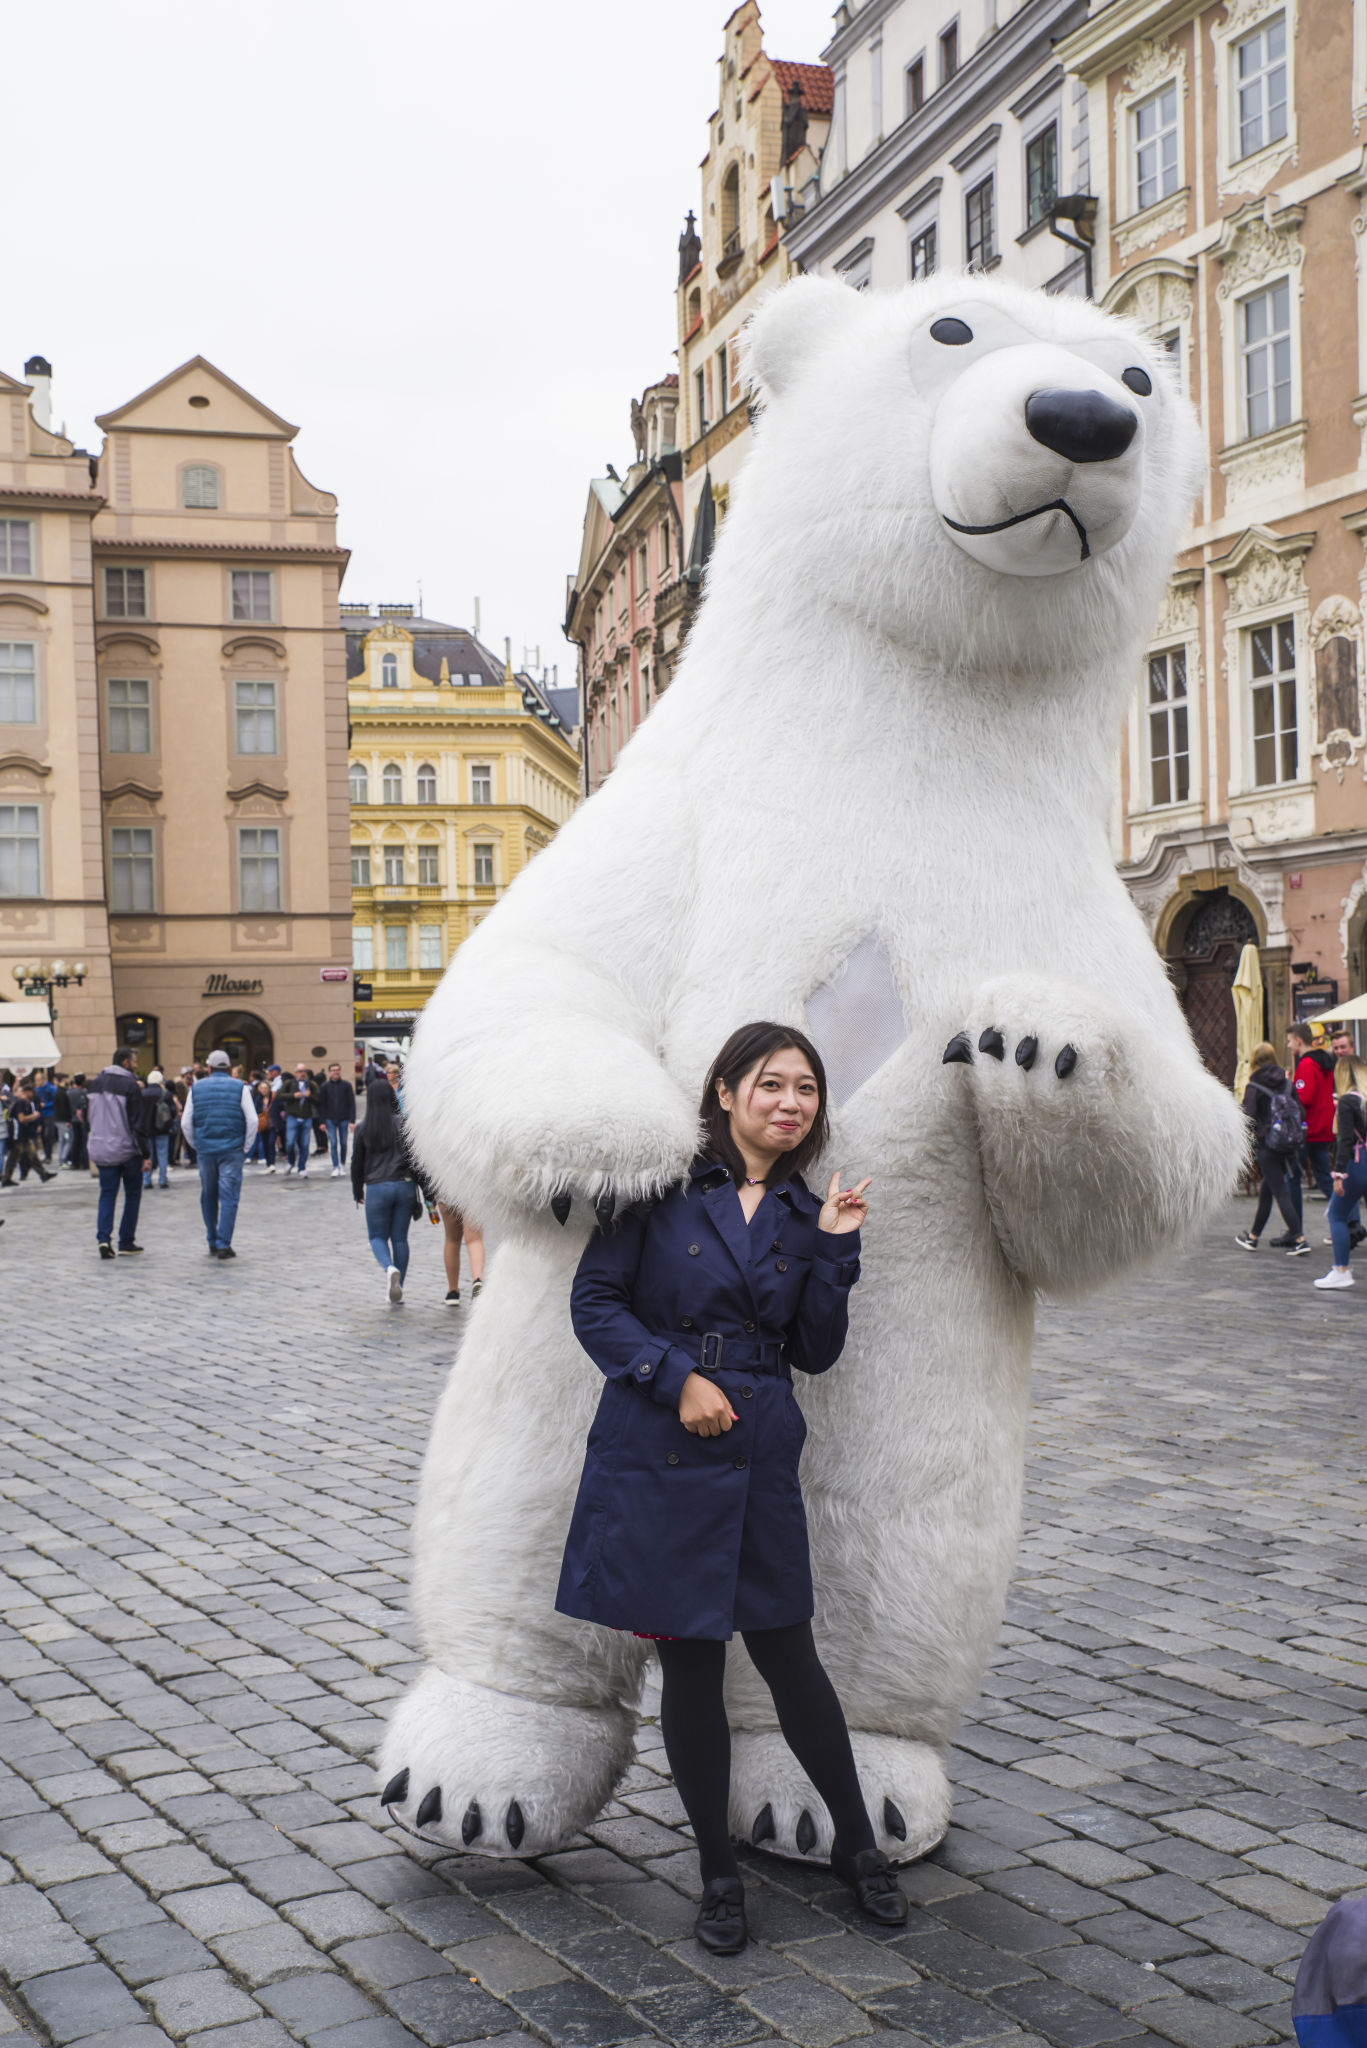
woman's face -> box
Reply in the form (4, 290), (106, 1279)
(718, 1046), (820, 1156)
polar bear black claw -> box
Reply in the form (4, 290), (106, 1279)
(1014, 1036), (1038, 1070)
(550, 1190), (572, 1225)
(883, 1797), (907, 1840)
(506, 1800), (525, 1848)
(751, 1803), (776, 1845)
(461, 1799), (482, 1845)
(594, 1189), (616, 1228)
(978, 1028), (1005, 1060)
(415, 1786), (443, 1828)
(381, 1768), (409, 1809)
(795, 1809), (817, 1854)
(1055, 1044), (1079, 1078)
(942, 1033), (973, 1065)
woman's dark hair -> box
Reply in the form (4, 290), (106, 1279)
(364, 1076), (402, 1151)
(698, 1021), (829, 1189)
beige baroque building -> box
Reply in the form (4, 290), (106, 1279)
(0, 358), (116, 1072)
(90, 357), (352, 1075)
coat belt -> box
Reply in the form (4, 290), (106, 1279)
(666, 1330), (789, 1375)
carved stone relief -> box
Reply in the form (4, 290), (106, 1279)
(1310, 596), (1365, 781)
(1219, 422), (1307, 510)
(1219, 533), (1311, 615)
(1214, 200), (1305, 301)
(1115, 192), (1191, 261)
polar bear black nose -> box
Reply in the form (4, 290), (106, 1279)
(1024, 388), (1138, 465)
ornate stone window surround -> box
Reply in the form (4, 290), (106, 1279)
(1214, 524), (1315, 841)
(1103, 257), (1195, 400)
(106, 790), (164, 917)
(226, 788), (289, 917)
(1111, 36), (1190, 258)
(0, 604), (47, 747)
(1210, 0), (1298, 203)
(223, 637), (287, 772)
(463, 823), (503, 889)
(0, 757), (52, 901)
(1306, 594), (1367, 785)
(1213, 198), (1306, 509)
(1127, 571), (1205, 849)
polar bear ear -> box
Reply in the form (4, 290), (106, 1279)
(742, 276), (865, 400)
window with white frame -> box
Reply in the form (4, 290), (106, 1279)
(910, 223), (937, 278)
(382, 761), (403, 803)
(1249, 618), (1297, 786)
(0, 520), (33, 575)
(419, 924), (442, 969)
(107, 678), (151, 753)
(109, 825), (153, 912)
(383, 845), (405, 885)
(1241, 281), (1290, 438)
(351, 844), (371, 886)
(966, 177), (995, 269)
(1147, 650), (1190, 806)
(417, 844), (439, 884)
(0, 643), (37, 723)
(416, 761), (436, 803)
(1133, 85), (1178, 214)
(230, 569), (272, 622)
(1235, 14), (1286, 160)
(385, 925), (408, 970)
(470, 762), (492, 804)
(1026, 125), (1057, 228)
(352, 924), (374, 969)
(0, 805), (41, 896)
(381, 651), (399, 688)
(349, 761), (369, 803)
(238, 826), (281, 911)
(182, 465), (220, 509)
(103, 567), (147, 618)
(473, 843), (494, 887)
(234, 678), (277, 754)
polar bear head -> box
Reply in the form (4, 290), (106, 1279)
(729, 273), (1202, 678)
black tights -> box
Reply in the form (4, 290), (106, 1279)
(656, 1621), (875, 1884)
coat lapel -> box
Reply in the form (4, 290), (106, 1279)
(700, 1181), (761, 1313)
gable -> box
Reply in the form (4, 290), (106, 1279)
(95, 357), (298, 439)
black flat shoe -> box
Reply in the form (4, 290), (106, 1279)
(830, 1845), (908, 1925)
(694, 1876), (747, 1954)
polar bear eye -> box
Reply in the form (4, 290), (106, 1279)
(930, 317), (974, 346)
(1122, 367), (1152, 396)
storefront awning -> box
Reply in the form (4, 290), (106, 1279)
(0, 1000), (61, 1067)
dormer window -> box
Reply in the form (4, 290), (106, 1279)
(183, 465), (220, 509)
(381, 651), (399, 689)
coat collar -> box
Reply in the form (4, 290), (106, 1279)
(688, 1155), (818, 1211)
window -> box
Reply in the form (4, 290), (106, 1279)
(351, 844), (371, 886)
(696, 367), (708, 433)
(721, 164), (741, 259)
(1241, 281), (1290, 438)
(906, 58), (924, 115)
(230, 570), (272, 622)
(471, 762), (492, 804)
(910, 224), (937, 279)
(107, 678), (151, 753)
(384, 845), (405, 886)
(0, 643), (37, 723)
(103, 567), (147, 619)
(416, 761), (436, 803)
(1134, 84), (1178, 212)
(234, 678), (277, 754)
(660, 520), (671, 572)
(381, 651), (399, 688)
(0, 520), (33, 575)
(1026, 125), (1057, 228)
(385, 925), (408, 970)
(1236, 14), (1286, 160)
(352, 925), (374, 969)
(238, 826), (281, 912)
(417, 844), (439, 884)
(1147, 650), (1190, 806)
(183, 465), (220, 509)
(939, 22), (957, 85)
(1250, 617), (1297, 787)
(110, 825), (154, 912)
(349, 761), (369, 804)
(473, 843), (494, 887)
(717, 344), (729, 414)
(382, 761), (403, 803)
(0, 805), (41, 896)
(419, 924), (442, 969)
(638, 543), (648, 594)
(966, 177), (995, 269)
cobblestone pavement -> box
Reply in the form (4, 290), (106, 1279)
(1, 1162), (1364, 2048)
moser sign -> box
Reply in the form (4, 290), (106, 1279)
(202, 974), (263, 996)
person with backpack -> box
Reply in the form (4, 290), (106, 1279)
(88, 1048), (153, 1256)
(0, 1082), (55, 1187)
(350, 1078), (422, 1305)
(1313, 1078), (1367, 1291)
(141, 1070), (176, 1189)
(1236, 1042), (1310, 1256)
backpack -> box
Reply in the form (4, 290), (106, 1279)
(1253, 1075), (1304, 1154)
(154, 1095), (176, 1135)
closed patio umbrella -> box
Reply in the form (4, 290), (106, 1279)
(1231, 942), (1264, 1102)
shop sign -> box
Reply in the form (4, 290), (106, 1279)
(203, 973), (263, 996)
(320, 968), (350, 983)
(353, 981), (373, 1002)
(1294, 980), (1339, 1022)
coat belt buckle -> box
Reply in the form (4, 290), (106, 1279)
(701, 1331), (724, 1372)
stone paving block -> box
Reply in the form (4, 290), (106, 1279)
(490, 1884), (608, 1948)
(1139, 1842), (1244, 1886)
(539, 1847), (653, 1889)
(385, 1895), (499, 1950)
(182, 2026), (296, 2048)
(96, 1916), (217, 1986)
(1105, 1878), (1223, 1929)
(1037, 1944), (1174, 2008)
(863, 1980), (1021, 2045)
(739, 1975), (873, 2047)
(291, 1821), (402, 1867)
(1071, 1914), (1207, 1965)
(298, 2025), (424, 2048)
(332, 1932), (457, 1993)
(982, 1868), (1123, 1924)
(259, 1972), (383, 2032)
(934, 1829), (1030, 1878)
(213, 1921), (338, 1986)
(632, 1981), (771, 2048)
(197, 1818), (296, 1863)
(1137, 2000), (1275, 2048)
(163, 1881), (279, 1939)
(1281, 1823), (1367, 1867)
(902, 1864), (983, 1906)
(739, 1885), (844, 1948)
(283, 1893), (400, 1951)
(1242, 1846), (1362, 1898)
(342, 1856), (450, 1905)
(19, 1960), (147, 2042)
(589, 1879), (701, 1947)
(1028, 1843), (1152, 1889)
(0, 1894), (97, 1980)
(121, 1844), (231, 1897)
(48, 1872), (165, 1937)
(1179, 1914), (1302, 1969)
(891, 1923), (1044, 1993)
(1156, 1815), (1276, 1857)
(587, 1815), (694, 1861)
(444, 1930), (569, 1993)
(241, 1853), (353, 1904)
(784, 1931), (921, 1996)
(142, 1967), (267, 2032)
(1161, 1955), (1287, 2012)
(991, 1979), (1148, 2047)
(1208, 1878), (1324, 1930)
(664, 1933), (801, 1991)
(487, 1974), (637, 2047)
(932, 1891), (1083, 1955)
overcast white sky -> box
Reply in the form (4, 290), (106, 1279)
(5, 0), (836, 684)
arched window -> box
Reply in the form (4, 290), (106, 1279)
(348, 761), (368, 803)
(382, 761), (403, 803)
(381, 651), (399, 689)
(182, 465), (220, 509)
(721, 166), (741, 257)
(416, 762), (437, 803)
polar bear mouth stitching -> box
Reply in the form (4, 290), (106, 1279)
(943, 498), (1090, 562)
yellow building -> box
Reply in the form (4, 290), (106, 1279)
(345, 606), (579, 1044)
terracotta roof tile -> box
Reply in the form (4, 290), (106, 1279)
(770, 60), (834, 115)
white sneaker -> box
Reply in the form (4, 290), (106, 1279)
(266, 1165), (276, 1174)
(331, 1167), (341, 1178)
(1313, 1269), (1355, 1289)
(283, 1166), (293, 1176)
(387, 1265), (403, 1304)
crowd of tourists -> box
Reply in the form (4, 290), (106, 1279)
(1237, 1021), (1367, 1289)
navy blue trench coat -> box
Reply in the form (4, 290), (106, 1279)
(555, 1156), (862, 1641)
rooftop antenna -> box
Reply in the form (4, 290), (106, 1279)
(417, 579), (423, 618)
(474, 596), (481, 635)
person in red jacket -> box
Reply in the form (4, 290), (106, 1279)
(1289, 1025), (1336, 1203)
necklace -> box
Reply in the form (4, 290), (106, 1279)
(744, 1175), (766, 1186)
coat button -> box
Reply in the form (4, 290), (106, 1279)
(776, 1259), (787, 1272)
(688, 1244), (700, 1256)
(743, 1320), (756, 1334)
(733, 1457), (747, 1470)
(638, 1362), (652, 1377)
(741, 1386), (753, 1400)
(772, 1240), (782, 1252)
(681, 1316), (694, 1330)
(667, 1452), (680, 1465)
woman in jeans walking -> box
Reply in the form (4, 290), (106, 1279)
(1236, 1042), (1310, 1257)
(351, 1078), (420, 1305)
(1314, 1083), (1367, 1291)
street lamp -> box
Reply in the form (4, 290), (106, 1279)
(11, 958), (88, 1026)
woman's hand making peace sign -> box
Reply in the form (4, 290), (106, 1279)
(818, 1172), (871, 1235)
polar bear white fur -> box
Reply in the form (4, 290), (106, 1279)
(380, 275), (1246, 1867)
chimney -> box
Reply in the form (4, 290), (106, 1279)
(24, 356), (53, 431)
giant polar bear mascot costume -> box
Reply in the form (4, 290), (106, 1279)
(381, 274), (1245, 1865)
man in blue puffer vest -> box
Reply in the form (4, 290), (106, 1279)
(179, 1049), (255, 1260)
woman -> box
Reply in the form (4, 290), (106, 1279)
(67, 1075), (89, 1173)
(351, 1078), (420, 1305)
(1236, 1042), (1310, 1256)
(557, 1021), (901, 1957)
(1314, 1075), (1367, 1291)
(140, 1069), (174, 1190)
(438, 1205), (485, 1306)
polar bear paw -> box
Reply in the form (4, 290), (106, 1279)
(376, 1667), (636, 1859)
(728, 1729), (950, 1865)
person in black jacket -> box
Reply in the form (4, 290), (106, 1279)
(351, 1079), (422, 1305)
(1236, 1043), (1310, 1256)
(1314, 1083), (1367, 1290)
(319, 1063), (357, 1177)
